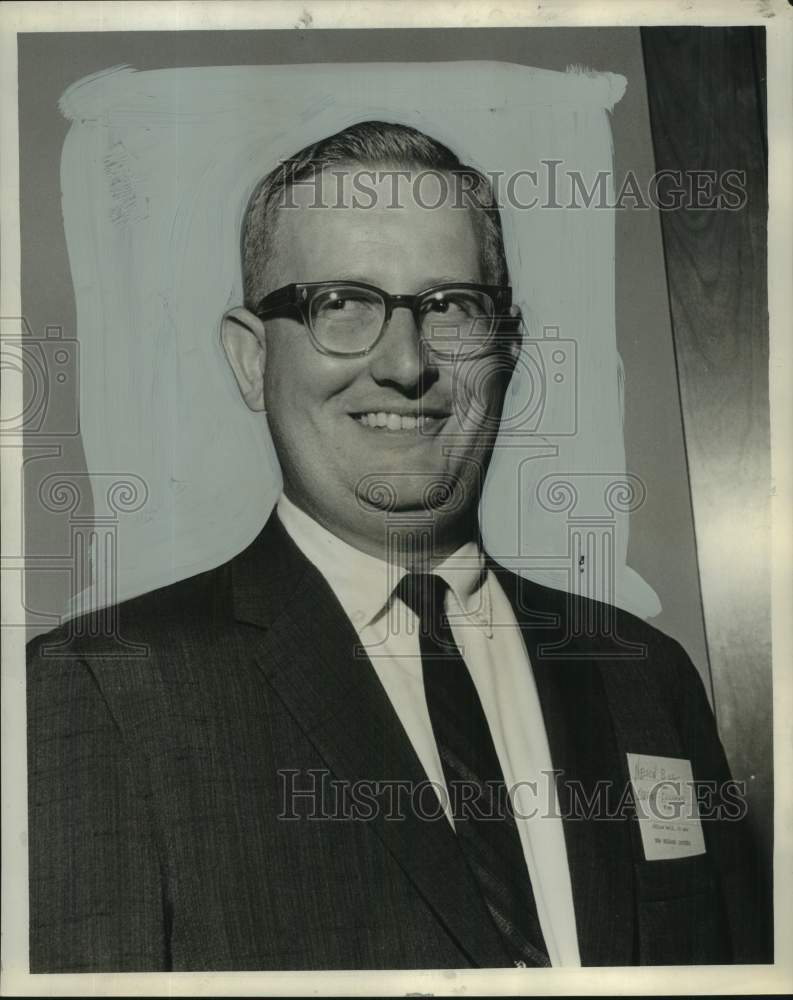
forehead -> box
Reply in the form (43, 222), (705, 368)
(270, 166), (484, 286)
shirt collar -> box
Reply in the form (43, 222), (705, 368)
(275, 493), (492, 635)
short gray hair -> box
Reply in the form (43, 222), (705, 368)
(241, 120), (509, 309)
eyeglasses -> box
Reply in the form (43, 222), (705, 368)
(254, 281), (514, 359)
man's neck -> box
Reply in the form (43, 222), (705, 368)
(278, 491), (482, 571)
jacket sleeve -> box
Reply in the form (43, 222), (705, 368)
(668, 639), (773, 964)
(27, 635), (170, 972)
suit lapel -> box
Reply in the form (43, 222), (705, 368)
(492, 564), (636, 966)
(231, 515), (513, 969)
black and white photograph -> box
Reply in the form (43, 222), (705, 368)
(1, 1), (790, 995)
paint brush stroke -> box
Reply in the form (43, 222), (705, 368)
(57, 61), (660, 620)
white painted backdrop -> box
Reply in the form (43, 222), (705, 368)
(58, 62), (660, 619)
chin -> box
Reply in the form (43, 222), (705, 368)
(353, 470), (475, 520)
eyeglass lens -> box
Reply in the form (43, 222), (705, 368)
(308, 285), (496, 356)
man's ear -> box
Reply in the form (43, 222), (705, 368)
(220, 307), (267, 412)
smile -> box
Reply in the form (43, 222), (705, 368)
(353, 411), (442, 431)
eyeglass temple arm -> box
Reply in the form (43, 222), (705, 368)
(254, 284), (299, 319)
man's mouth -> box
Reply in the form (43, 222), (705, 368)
(352, 411), (446, 431)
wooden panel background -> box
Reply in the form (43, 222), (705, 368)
(641, 26), (772, 898)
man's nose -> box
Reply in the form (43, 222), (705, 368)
(368, 306), (438, 392)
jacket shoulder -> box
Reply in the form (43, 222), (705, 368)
(494, 565), (708, 711)
(26, 558), (233, 665)
(497, 565), (681, 651)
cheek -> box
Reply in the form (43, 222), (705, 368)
(264, 339), (324, 414)
(263, 342), (364, 441)
(450, 358), (511, 426)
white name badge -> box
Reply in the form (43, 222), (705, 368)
(626, 753), (706, 861)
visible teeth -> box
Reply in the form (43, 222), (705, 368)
(356, 412), (436, 430)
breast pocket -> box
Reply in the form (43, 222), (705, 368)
(634, 854), (731, 965)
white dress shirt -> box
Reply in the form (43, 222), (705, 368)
(276, 493), (581, 967)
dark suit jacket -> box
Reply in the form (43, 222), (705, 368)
(27, 512), (771, 971)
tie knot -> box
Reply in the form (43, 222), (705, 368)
(395, 572), (449, 626)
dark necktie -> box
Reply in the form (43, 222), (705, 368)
(395, 572), (551, 968)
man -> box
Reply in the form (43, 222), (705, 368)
(27, 121), (770, 971)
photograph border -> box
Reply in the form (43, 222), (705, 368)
(2, 2), (791, 996)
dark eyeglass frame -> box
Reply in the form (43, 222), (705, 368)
(253, 280), (515, 359)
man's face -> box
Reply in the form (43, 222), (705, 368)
(255, 168), (517, 548)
